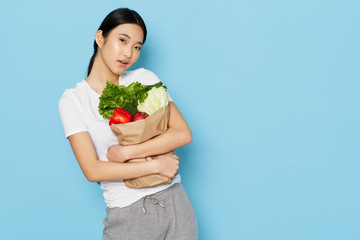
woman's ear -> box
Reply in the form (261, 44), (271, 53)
(95, 30), (105, 48)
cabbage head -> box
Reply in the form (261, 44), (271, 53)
(137, 86), (169, 115)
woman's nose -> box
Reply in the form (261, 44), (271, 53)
(123, 46), (132, 58)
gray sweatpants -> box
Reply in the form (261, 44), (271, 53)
(102, 183), (198, 240)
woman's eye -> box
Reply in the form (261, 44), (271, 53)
(135, 46), (142, 50)
(120, 39), (126, 43)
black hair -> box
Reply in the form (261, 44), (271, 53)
(87, 8), (147, 76)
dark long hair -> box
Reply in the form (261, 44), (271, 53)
(87, 8), (147, 76)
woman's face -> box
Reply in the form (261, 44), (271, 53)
(97, 23), (144, 76)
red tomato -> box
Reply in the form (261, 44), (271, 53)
(114, 108), (132, 119)
(131, 112), (149, 122)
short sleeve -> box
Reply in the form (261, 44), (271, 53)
(136, 68), (174, 102)
(58, 90), (88, 138)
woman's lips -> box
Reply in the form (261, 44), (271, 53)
(118, 60), (128, 67)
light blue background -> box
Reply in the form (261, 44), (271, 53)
(1, 0), (359, 239)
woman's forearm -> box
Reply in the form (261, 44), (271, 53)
(88, 160), (157, 182)
(127, 127), (191, 159)
(91, 152), (180, 182)
(106, 126), (191, 163)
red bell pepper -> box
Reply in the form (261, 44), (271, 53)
(109, 108), (131, 126)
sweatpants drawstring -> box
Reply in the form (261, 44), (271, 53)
(142, 195), (165, 214)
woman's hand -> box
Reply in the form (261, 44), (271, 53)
(152, 152), (180, 179)
(106, 144), (130, 163)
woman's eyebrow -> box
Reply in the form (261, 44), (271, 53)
(119, 33), (143, 45)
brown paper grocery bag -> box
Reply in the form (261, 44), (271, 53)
(109, 105), (174, 188)
(110, 105), (170, 145)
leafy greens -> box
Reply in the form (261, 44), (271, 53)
(98, 81), (166, 119)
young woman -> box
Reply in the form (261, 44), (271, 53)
(58, 8), (198, 240)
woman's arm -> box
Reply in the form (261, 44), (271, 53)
(106, 102), (192, 163)
(68, 131), (179, 182)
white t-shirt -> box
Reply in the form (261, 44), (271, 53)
(58, 68), (181, 208)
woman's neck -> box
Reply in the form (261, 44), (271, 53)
(85, 56), (122, 95)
